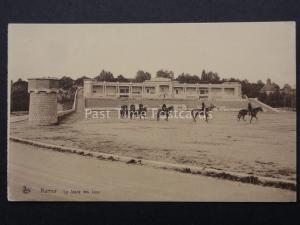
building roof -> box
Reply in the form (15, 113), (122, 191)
(261, 84), (277, 92)
(282, 84), (292, 91)
(261, 79), (278, 92)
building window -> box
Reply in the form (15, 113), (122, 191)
(92, 85), (103, 93)
(120, 88), (129, 93)
(145, 87), (155, 94)
(176, 89), (179, 94)
(200, 89), (208, 94)
(132, 87), (142, 94)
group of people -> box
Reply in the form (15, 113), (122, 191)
(120, 104), (147, 119)
(119, 100), (262, 124)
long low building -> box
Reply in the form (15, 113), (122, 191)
(84, 77), (242, 100)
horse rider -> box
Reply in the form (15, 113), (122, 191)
(139, 103), (143, 110)
(129, 104), (136, 119)
(201, 102), (206, 110)
(162, 104), (167, 112)
(248, 102), (253, 115)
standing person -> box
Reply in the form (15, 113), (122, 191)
(201, 102), (206, 116)
(201, 102), (206, 111)
(248, 102), (253, 115)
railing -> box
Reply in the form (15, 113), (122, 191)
(248, 98), (280, 112)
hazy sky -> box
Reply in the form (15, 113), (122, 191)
(8, 22), (295, 87)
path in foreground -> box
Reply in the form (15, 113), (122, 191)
(8, 142), (295, 202)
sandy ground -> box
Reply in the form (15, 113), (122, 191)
(8, 141), (296, 201)
(10, 110), (296, 182)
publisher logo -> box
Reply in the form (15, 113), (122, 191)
(22, 185), (31, 194)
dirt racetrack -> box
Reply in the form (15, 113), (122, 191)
(10, 110), (296, 182)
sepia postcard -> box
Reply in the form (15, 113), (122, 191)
(7, 22), (296, 201)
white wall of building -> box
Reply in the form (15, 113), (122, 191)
(84, 78), (241, 100)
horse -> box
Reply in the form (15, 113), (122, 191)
(129, 104), (138, 119)
(137, 104), (147, 119)
(120, 105), (128, 119)
(191, 104), (216, 122)
(237, 109), (249, 121)
(237, 107), (263, 123)
(249, 107), (263, 123)
(157, 105), (174, 121)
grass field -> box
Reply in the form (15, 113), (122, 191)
(10, 111), (296, 181)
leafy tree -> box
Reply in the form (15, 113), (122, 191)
(257, 80), (265, 88)
(176, 73), (190, 83)
(268, 91), (282, 107)
(135, 70), (151, 82)
(283, 83), (292, 90)
(228, 78), (241, 82)
(74, 76), (90, 86)
(221, 77), (241, 83)
(95, 70), (114, 82)
(282, 93), (292, 107)
(116, 74), (129, 82)
(59, 76), (74, 90)
(272, 82), (280, 91)
(240, 79), (264, 98)
(265, 78), (280, 91)
(156, 70), (174, 79)
(11, 79), (29, 111)
(190, 75), (201, 83)
(176, 73), (200, 83)
(200, 70), (220, 83)
(258, 88), (295, 108)
(209, 71), (220, 83)
(258, 92), (268, 103)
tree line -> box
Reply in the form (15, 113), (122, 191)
(10, 69), (295, 111)
(90, 69), (221, 84)
(56, 69), (223, 89)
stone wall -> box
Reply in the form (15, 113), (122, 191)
(29, 92), (58, 125)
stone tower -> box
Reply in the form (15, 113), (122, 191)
(28, 77), (59, 125)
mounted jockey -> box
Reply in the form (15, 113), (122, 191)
(201, 102), (206, 111)
(201, 102), (206, 115)
(248, 102), (253, 115)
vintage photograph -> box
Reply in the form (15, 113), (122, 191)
(8, 23), (296, 201)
